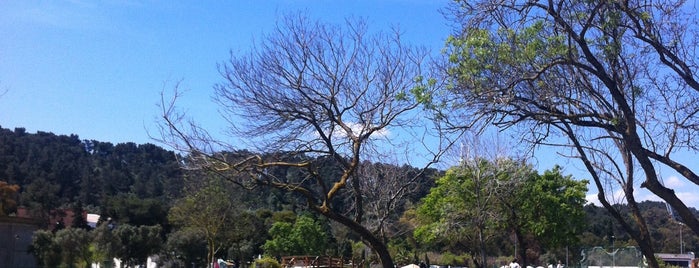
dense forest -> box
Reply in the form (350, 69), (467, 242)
(0, 126), (183, 226)
(0, 126), (697, 267)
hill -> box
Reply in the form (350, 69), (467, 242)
(0, 126), (697, 261)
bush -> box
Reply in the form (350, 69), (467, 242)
(254, 256), (281, 268)
(439, 252), (470, 266)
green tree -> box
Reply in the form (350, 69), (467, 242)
(492, 162), (539, 266)
(21, 178), (61, 227)
(30, 230), (62, 268)
(54, 228), (93, 268)
(103, 193), (168, 226)
(113, 224), (163, 267)
(439, 0), (699, 266)
(70, 201), (89, 229)
(168, 177), (240, 266)
(227, 210), (268, 264)
(262, 214), (329, 257)
(415, 158), (587, 267)
(291, 215), (329, 255)
(262, 221), (295, 257)
(164, 229), (208, 267)
(507, 166), (588, 264)
(521, 167), (588, 249)
(91, 222), (120, 267)
(415, 158), (532, 268)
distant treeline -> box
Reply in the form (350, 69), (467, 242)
(0, 126), (697, 258)
(0, 126), (184, 227)
(0, 126), (434, 227)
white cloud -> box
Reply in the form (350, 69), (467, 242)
(586, 193), (601, 206)
(635, 188), (663, 203)
(585, 188), (626, 206)
(584, 174), (699, 210)
(330, 122), (390, 139)
(675, 191), (699, 210)
(663, 176), (684, 188)
(633, 187), (699, 210)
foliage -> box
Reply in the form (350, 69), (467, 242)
(168, 176), (243, 265)
(440, 1), (699, 266)
(387, 238), (417, 266)
(415, 159), (587, 267)
(54, 227), (93, 268)
(254, 256), (282, 268)
(439, 252), (470, 267)
(29, 228), (94, 268)
(112, 224), (163, 267)
(228, 209), (270, 262)
(158, 13), (459, 268)
(0, 180), (19, 216)
(21, 178), (61, 227)
(103, 193), (169, 226)
(30, 224), (165, 268)
(262, 214), (330, 257)
(415, 158), (532, 268)
(30, 229), (61, 268)
(163, 229), (208, 267)
(0, 126), (183, 227)
(91, 222), (120, 264)
(262, 221), (295, 257)
(69, 201), (90, 230)
(519, 166), (588, 248)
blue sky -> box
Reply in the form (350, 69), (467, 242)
(0, 0), (450, 144)
(1, 1), (698, 210)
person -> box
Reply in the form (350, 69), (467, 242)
(556, 260), (564, 268)
(510, 258), (521, 268)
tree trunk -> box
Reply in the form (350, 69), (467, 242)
(208, 238), (216, 268)
(514, 229), (526, 267)
(315, 207), (395, 268)
(598, 196), (659, 268)
(637, 239), (660, 268)
(569, 128), (659, 268)
(478, 226), (487, 268)
(637, 154), (699, 237)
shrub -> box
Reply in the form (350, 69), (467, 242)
(254, 256), (281, 268)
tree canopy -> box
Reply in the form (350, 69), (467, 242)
(0, 180), (19, 216)
(5, 1), (699, 266)
(415, 159), (587, 267)
(158, 14), (460, 268)
(168, 175), (246, 266)
(262, 214), (330, 257)
(440, 0), (699, 265)
(0, 126), (183, 227)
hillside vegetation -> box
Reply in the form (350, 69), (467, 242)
(0, 126), (696, 267)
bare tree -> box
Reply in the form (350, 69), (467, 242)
(441, 0), (699, 266)
(158, 14), (459, 268)
(353, 160), (437, 244)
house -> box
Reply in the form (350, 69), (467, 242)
(656, 252), (696, 268)
(0, 211), (40, 268)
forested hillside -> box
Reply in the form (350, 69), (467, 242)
(0, 126), (697, 267)
(0, 126), (184, 227)
(581, 201), (699, 255)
